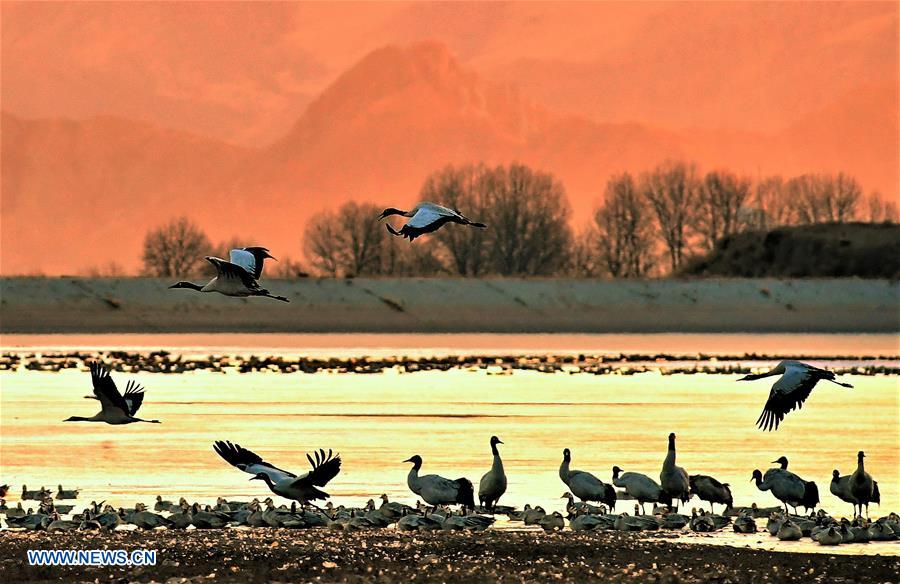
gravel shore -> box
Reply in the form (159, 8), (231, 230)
(2, 529), (896, 583)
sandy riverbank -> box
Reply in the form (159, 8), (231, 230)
(2, 529), (896, 583)
(1, 277), (897, 334)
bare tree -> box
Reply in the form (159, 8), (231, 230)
(482, 164), (573, 276)
(640, 160), (699, 271)
(303, 211), (342, 276)
(867, 191), (899, 223)
(141, 217), (211, 277)
(426, 164), (490, 276)
(743, 175), (795, 230)
(590, 172), (655, 277)
(697, 170), (751, 249)
(790, 173), (861, 224)
(303, 202), (385, 277)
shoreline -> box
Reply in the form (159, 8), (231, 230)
(2, 277), (898, 334)
(1, 530), (896, 583)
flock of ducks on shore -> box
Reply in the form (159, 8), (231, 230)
(3, 435), (890, 547)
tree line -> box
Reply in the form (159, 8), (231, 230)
(140, 161), (897, 278)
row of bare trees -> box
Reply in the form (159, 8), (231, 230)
(139, 161), (897, 278)
(581, 162), (896, 276)
(302, 164), (573, 277)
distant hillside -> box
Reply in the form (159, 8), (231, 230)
(681, 223), (900, 278)
(2, 41), (897, 274)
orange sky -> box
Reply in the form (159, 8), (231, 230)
(2, 1), (898, 274)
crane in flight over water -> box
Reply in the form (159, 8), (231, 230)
(213, 441), (341, 509)
(378, 202), (486, 241)
(65, 362), (160, 424)
(738, 360), (852, 431)
(169, 247), (289, 302)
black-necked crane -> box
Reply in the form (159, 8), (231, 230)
(65, 363), (160, 424)
(611, 466), (665, 514)
(169, 248), (288, 302)
(659, 433), (690, 509)
(404, 455), (475, 512)
(559, 448), (616, 509)
(751, 456), (819, 513)
(688, 474), (733, 514)
(478, 436), (507, 512)
(850, 451), (877, 518)
(738, 360), (852, 431)
(379, 202), (486, 241)
(213, 440), (341, 508)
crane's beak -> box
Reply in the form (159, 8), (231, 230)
(249, 476), (260, 481)
(497, 439), (504, 444)
(402, 457), (413, 463)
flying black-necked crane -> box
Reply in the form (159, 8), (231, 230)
(478, 436), (507, 512)
(213, 440), (341, 508)
(379, 202), (486, 241)
(404, 454), (475, 512)
(738, 360), (852, 431)
(559, 448), (616, 509)
(751, 456), (819, 513)
(169, 247), (288, 302)
(65, 363), (160, 424)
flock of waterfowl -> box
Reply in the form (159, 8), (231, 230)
(2, 208), (894, 555)
(1, 435), (894, 548)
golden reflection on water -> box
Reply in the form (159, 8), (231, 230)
(1, 366), (897, 522)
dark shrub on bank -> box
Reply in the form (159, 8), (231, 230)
(680, 222), (900, 278)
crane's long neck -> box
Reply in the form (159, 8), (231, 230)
(559, 458), (571, 484)
(663, 438), (676, 471)
(407, 464), (421, 491)
(491, 452), (504, 474)
(856, 455), (865, 474)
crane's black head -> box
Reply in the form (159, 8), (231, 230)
(403, 455), (423, 466)
(750, 469), (762, 482)
(771, 456), (789, 468)
(249, 472), (269, 483)
(612, 465), (623, 476)
(668, 433), (677, 449)
(832, 469), (840, 479)
(378, 207), (405, 220)
(490, 435), (503, 445)
(562, 448), (571, 461)
(857, 451), (865, 460)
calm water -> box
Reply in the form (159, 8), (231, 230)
(1, 334), (898, 554)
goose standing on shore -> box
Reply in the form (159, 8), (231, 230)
(478, 436), (507, 512)
(850, 451), (877, 517)
(738, 361), (853, 431)
(65, 363), (160, 424)
(689, 474), (733, 514)
(379, 202), (487, 241)
(659, 433), (690, 509)
(169, 248), (288, 302)
(404, 455), (475, 512)
(751, 456), (819, 513)
(213, 441), (341, 508)
(611, 466), (664, 514)
(559, 449), (616, 509)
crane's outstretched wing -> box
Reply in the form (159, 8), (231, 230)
(213, 440), (296, 482)
(206, 257), (259, 289)
(228, 249), (258, 278)
(406, 205), (452, 229)
(241, 247), (274, 280)
(291, 448), (341, 488)
(89, 362), (131, 417)
(122, 380), (146, 415)
(756, 365), (816, 431)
